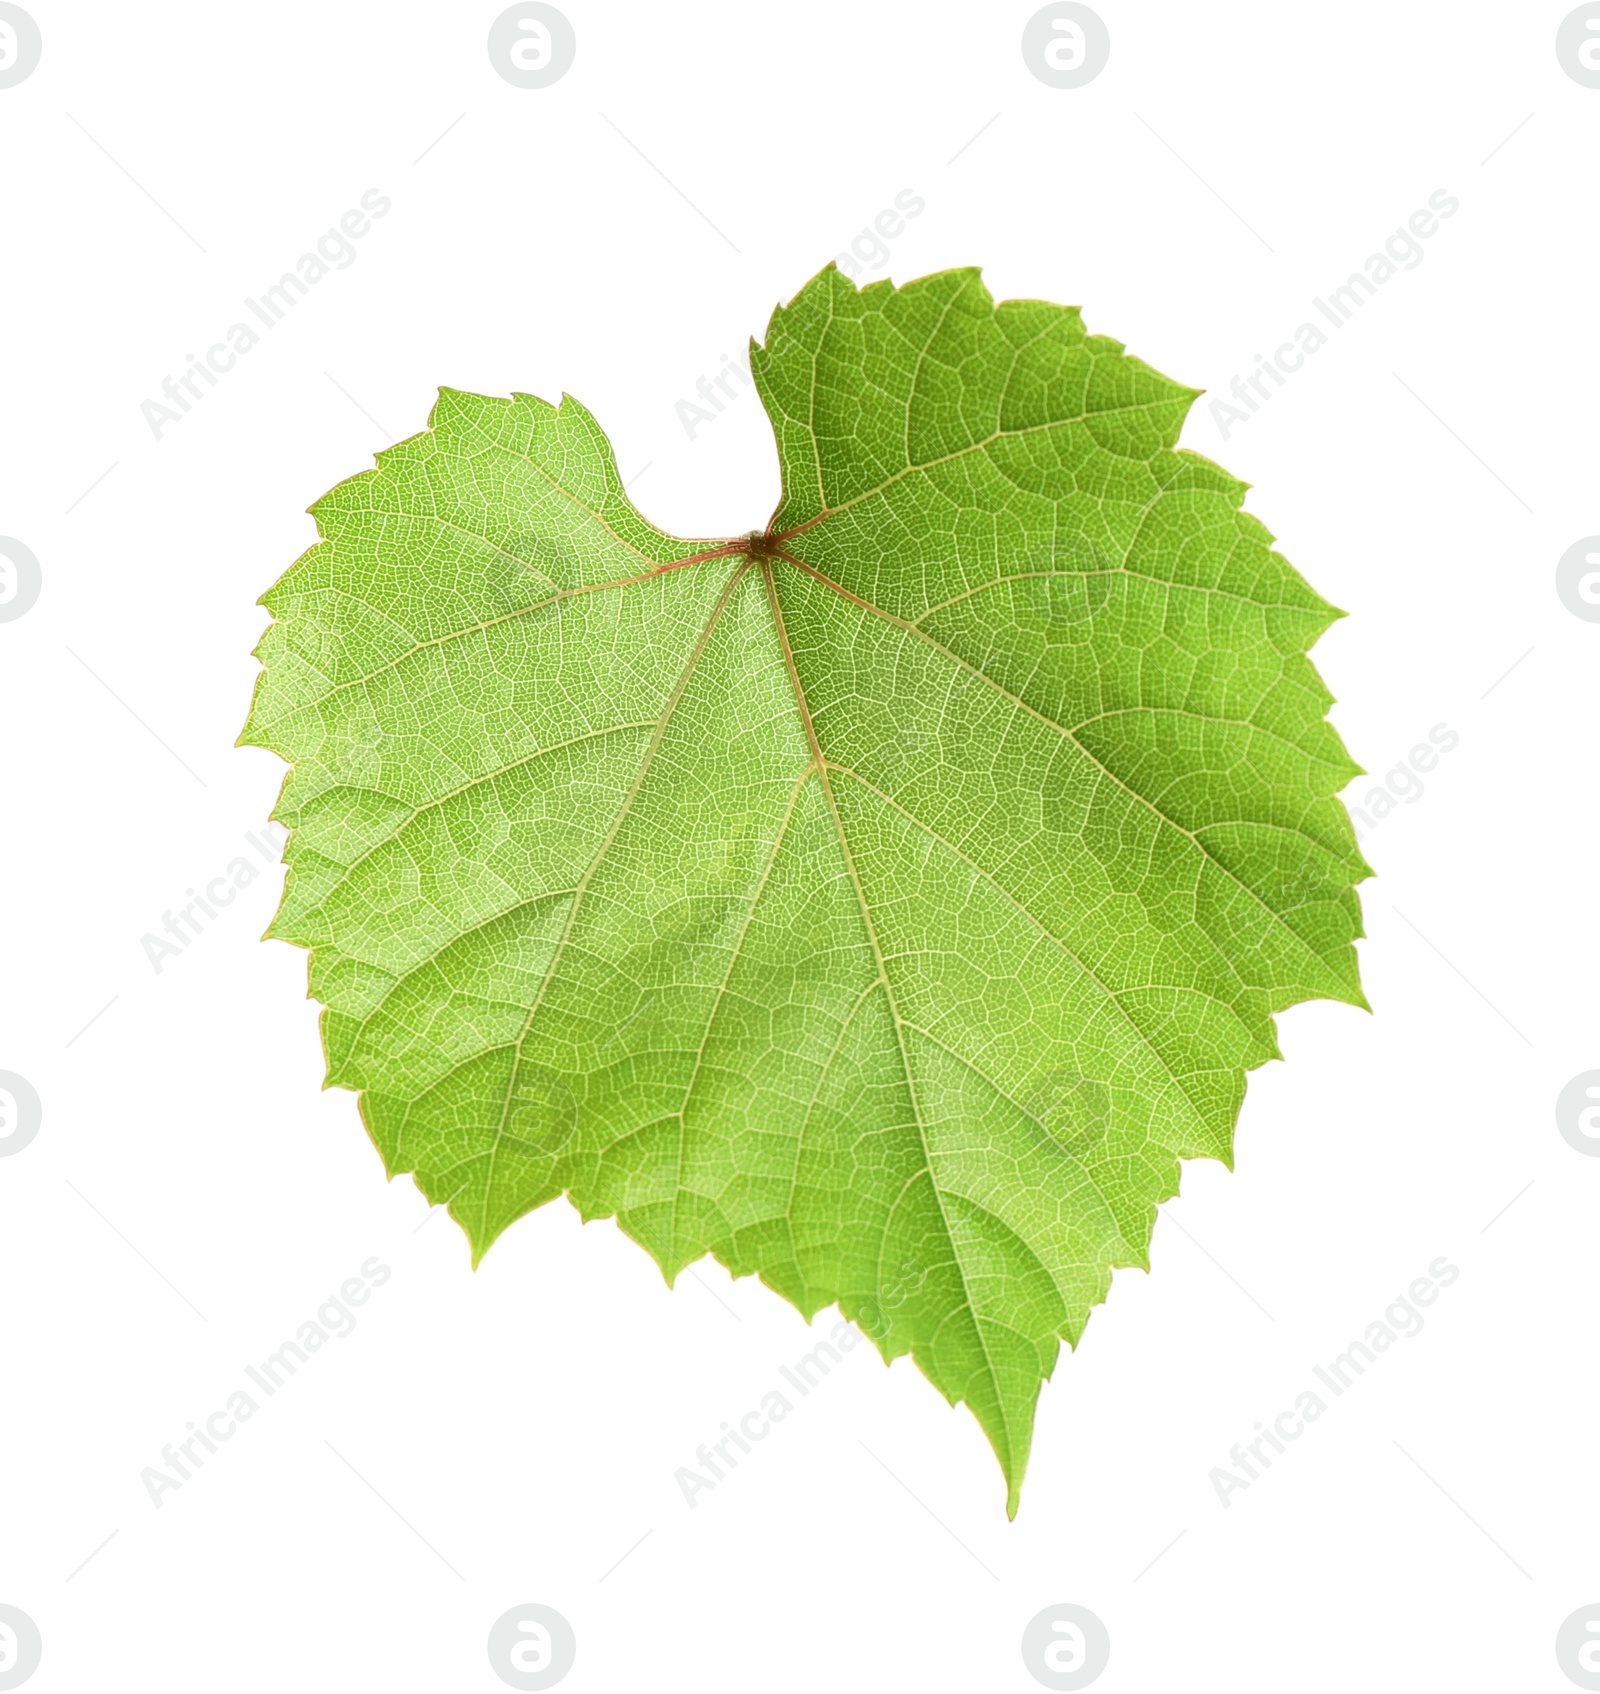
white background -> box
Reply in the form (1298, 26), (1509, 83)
(2, 2), (1597, 1689)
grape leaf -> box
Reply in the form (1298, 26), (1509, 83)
(241, 264), (1368, 1514)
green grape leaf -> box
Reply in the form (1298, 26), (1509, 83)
(241, 264), (1368, 1514)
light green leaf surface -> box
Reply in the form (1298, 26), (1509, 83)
(242, 264), (1368, 1514)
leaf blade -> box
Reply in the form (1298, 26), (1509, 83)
(242, 265), (1369, 1515)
